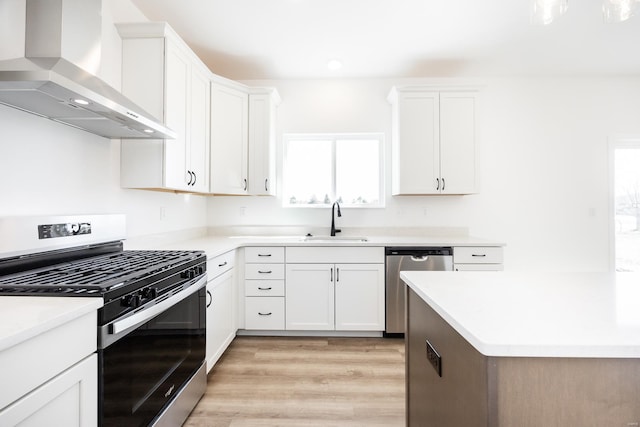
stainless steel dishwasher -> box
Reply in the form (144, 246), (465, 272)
(385, 247), (453, 336)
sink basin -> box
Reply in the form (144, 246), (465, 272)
(303, 235), (368, 242)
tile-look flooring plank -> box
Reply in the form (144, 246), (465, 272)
(184, 337), (405, 427)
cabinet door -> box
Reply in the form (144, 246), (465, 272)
(440, 92), (477, 194)
(164, 41), (190, 190)
(206, 269), (236, 372)
(248, 93), (276, 195)
(393, 91), (440, 195)
(335, 264), (385, 331)
(188, 64), (210, 193)
(285, 264), (334, 330)
(210, 83), (249, 194)
(0, 354), (97, 427)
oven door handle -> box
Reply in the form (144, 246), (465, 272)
(110, 275), (207, 336)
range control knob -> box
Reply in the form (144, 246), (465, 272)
(122, 293), (142, 308)
(141, 287), (158, 299)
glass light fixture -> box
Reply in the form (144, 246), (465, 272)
(603, 0), (638, 22)
(531, 0), (569, 25)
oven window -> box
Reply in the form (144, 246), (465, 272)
(100, 288), (206, 427)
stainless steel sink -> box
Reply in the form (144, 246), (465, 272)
(303, 235), (368, 242)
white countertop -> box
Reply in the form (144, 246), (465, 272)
(125, 233), (504, 260)
(0, 297), (103, 352)
(401, 271), (640, 358)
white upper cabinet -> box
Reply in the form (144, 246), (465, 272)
(388, 86), (478, 195)
(210, 86), (280, 196)
(248, 89), (280, 196)
(210, 83), (249, 195)
(118, 23), (210, 193)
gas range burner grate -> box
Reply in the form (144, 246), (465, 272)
(0, 250), (203, 293)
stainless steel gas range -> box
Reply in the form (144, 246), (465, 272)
(0, 215), (207, 427)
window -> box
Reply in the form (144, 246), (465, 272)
(613, 138), (640, 272)
(283, 133), (383, 207)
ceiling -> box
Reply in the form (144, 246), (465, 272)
(131, 0), (640, 80)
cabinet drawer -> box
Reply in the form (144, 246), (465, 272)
(245, 247), (285, 263)
(454, 264), (504, 271)
(245, 297), (285, 330)
(207, 250), (235, 279)
(454, 247), (503, 264)
(286, 246), (384, 264)
(245, 263), (285, 280)
(245, 280), (285, 297)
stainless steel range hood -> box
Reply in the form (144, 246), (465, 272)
(0, 0), (176, 139)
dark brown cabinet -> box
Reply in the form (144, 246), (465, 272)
(406, 287), (640, 427)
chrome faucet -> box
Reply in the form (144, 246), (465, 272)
(330, 201), (342, 236)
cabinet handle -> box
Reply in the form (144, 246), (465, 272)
(206, 290), (212, 308)
(258, 270), (272, 274)
(442, 177), (445, 191)
(218, 261), (228, 267)
(258, 254), (272, 257)
(258, 312), (272, 316)
(472, 254), (487, 257)
(258, 287), (272, 291)
(336, 267), (340, 282)
(330, 267), (333, 282)
(243, 178), (247, 191)
(192, 171), (197, 186)
(265, 178), (268, 192)
(436, 178), (440, 191)
(187, 171), (193, 185)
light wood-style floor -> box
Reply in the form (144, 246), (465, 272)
(184, 336), (406, 427)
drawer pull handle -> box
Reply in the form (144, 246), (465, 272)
(472, 254), (487, 257)
(258, 312), (272, 316)
(258, 287), (272, 290)
(218, 261), (228, 267)
(258, 270), (272, 274)
(258, 254), (272, 257)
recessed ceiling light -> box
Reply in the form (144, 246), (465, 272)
(72, 98), (90, 105)
(143, 129), (154, 134)
(327, 59), (343, 71)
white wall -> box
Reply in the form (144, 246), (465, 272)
(207, 77), (640, 272)
(0, 0), (207, 239)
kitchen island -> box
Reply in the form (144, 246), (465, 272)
(400, 271), (640, 427)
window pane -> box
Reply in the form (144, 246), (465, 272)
(285, 139), (332, 205)
(336, 139), (380, 205)
(615, 147), (640, 272)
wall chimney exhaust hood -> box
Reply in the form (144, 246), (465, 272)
(0, 0), (176, 139)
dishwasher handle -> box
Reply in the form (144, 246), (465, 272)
(385, 246), (453, 257)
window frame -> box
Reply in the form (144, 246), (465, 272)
(609, 134), (640, 272)
(282, 132), (385, 208)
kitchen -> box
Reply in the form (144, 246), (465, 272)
(1, 0), (640, 426)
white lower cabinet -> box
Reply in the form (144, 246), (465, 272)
(0, 354), (97, 427)
(206, 251), (237, 372)
(285, 264), (334, 330)
(244, 247), (286, 330)
(0, 308), (98, 427)
(245, 297), (285, 330)
(285, 263), (385, 331)
(285, 247), (385, 332)
(334, 264), (385, 331)
(453, 246), (504, 271)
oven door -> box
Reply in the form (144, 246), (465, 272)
(98, 275), (206, 427)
